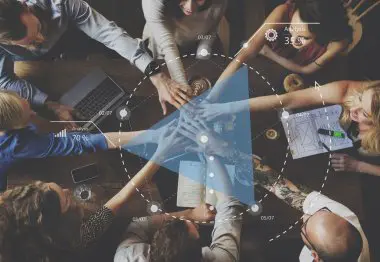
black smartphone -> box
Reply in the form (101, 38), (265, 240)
(71, 163), (100, 184)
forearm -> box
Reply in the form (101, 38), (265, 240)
(105, 130), (157, 149)
(0, 74), (48, 106)
(105, 161), (160, 214)
(254, 158), (312, 211)
(206, 156), (233, 199)
(71, 0), (152, 73)
(358, 161), (380, 177)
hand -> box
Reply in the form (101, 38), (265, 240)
(178, 118), (230, 158)
(331, 153), (360, 172)
(45, 101), (77, 129)
(153, 120), (190, 162)
(150, 72), (192, 115)
(188, 204), (216, 222)
(195, 102), (231, 121)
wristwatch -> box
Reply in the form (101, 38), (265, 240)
(144, 61), (162, 77)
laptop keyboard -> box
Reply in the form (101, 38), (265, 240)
(75, 78), (123, 119)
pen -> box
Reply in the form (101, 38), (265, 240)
(317, 128), (345, 138)
(318, 141), (331, 152)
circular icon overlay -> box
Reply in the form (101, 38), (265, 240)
(116, 106), (131, 121)
(248, 202), (263, 216)
(147, 201), (162, 215)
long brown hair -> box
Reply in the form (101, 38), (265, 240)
(0, 182), (84, 262)
(340, 83), (380, 154)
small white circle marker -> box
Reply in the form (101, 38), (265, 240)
(150, 204), (159, 213)
(251, 204), (259, 212)
(200, 135), (209, 144)
(209, 156), (215, 161)
(209, 189), (214, 194)
(209, 172), (215, 178)
(243, 42), (249, 48)
(200, 49), (209, 57)
(282, 111), (290, 119)
(209, 205), (215, 211)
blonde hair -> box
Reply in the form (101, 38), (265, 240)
(340, 82), (380, 154)
(0, 91), (25, 130)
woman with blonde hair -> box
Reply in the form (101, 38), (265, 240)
(197, 80), (380, 176)
(0, 91), (164, 190)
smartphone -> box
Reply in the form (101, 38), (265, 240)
(71, 163), (100, 184)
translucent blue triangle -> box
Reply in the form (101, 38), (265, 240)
(123, 66), (255, 206)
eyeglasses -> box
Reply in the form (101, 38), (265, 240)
(301, 207), (332, 252)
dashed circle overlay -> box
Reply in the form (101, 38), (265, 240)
(117, 53), (333, 242)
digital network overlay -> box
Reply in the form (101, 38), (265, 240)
(123, 67), (255, 205)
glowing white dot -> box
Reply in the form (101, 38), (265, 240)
(209, 172), (215, 178)
(251, 204), (259, 212)
(282, 111), (290, 119)
(209, 156), (215, 161)
(200, 135), (209, 144)
(243, 42), (249, 48)
(209, 189), (214, 194)
(209, 206), (215, 211)
(200, 49), (209, 57)
(150, 205), (159, 213)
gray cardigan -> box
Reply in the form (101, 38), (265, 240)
(142, 0), (228, 85)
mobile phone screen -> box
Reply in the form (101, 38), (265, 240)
(71, 164), (99, 183)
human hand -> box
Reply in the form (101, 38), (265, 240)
(153, 120), (190, 163)
(45, 101), (77, 129)
(331, 153), (360, 172)
(178, 118), (230, 158)
(188, 204), (216, 222)
(150, 72), (192, 115)
(195, 102), (232, 122)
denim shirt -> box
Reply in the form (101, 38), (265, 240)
(0, 124), (108, 191)
(0, 0), (153, 106)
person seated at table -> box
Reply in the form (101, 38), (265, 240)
(0, 0), (188, 124)
(114, 155), (244, 262)
(142, 0), (227, 92)
(0, 90), (166, 190)
(217, 0), (352, 80)
(179, 122), (369, 262)
(254, 157), (369, 262)
(198, 80), (380, 177)
(0, 123), (188, 262)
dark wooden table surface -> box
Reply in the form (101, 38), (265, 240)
(7, 54), (363, 247)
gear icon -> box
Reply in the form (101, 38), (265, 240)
(265, 29), (278, 42)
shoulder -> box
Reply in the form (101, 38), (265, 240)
(115, 242), (150, 262)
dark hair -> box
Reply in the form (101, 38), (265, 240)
(315, 222), (363, 262)
(295, 0), (353, 46)
(0, 182), (63, 262)
(166, 0), (213, 19)
(150, 220), (202, 262)
(0, 0), (27, 42)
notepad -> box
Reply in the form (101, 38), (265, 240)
(176, 161), (236, 208)
(281, 105), (353, 159)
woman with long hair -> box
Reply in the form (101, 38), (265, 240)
(0, 123), (189, 261)
(142, 0), (228, 86)
(197, 80), (380, 176)
(218, 0), (352, 79)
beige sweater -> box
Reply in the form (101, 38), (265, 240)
(142, 0), (228, 85)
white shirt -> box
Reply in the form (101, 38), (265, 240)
(299, 191), (370, 262)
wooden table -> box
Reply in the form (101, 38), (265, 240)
(7, 54), (364, 260)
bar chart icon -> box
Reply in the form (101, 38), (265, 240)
(54, 129), (67, 138)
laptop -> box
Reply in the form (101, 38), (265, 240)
(60, 68), (130, 131)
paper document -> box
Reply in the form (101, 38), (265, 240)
(281, 105), (353, 159)
(177, 161), (236, 208)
